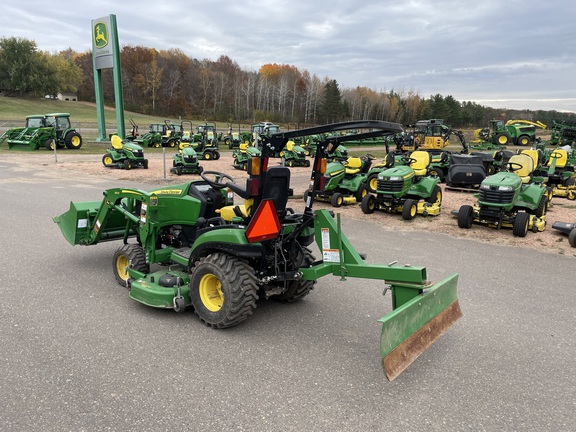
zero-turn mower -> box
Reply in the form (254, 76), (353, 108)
(102, 135), (148, 170)
(54, 121), (461, 381)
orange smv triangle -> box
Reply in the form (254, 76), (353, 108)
(245, 199), (281, 243)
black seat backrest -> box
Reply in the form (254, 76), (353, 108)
(255, 166), (291, 219)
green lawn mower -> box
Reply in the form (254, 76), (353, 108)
(454, 153), (548, 237)
(170, 143), (204, 175)
(232, 143), (262, 170)
(54, 120), (462, 381)
(281, 140), (310, 167)
(311, 153), (375, 207)
(361, 151), (443, 220)
(102, 135), (148, 170)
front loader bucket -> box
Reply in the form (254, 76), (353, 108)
(53, 201), (101, 245)
(379, 273), (461, 381)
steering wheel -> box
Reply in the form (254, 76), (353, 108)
(200, 170), (236, 189)
(362, 153), (375, 161)
(507, 162), (524, 172)
(401, 157), (417, 165)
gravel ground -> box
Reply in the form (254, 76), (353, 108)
(3, 149), (575, 257)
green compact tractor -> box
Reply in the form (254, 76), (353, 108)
(1, 113), (82, 151)
(170, 142), (204, 175)
(281, 140), (310, 167)
(132, 120), (179, 148)
(232, 143), (262, 170)
(54, 120), (462, 381)
(361, 151), (443, 220)
(102, 135), (148, 170)
(454, 153), (548, 237)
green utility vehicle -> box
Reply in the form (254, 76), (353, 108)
(54, 121), (461, 381)
(361, 151), (442, 220)
(1, 113), (82, 150)
(455, 153), (548, 237)
(102, 135), (148, 170)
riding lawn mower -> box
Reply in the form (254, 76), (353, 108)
(102, 135), (148, 170)
(54, 121), (461, 381)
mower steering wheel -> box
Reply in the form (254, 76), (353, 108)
(507, 162), (524, 172)
(402, 157), (417, 165)
(363, 153), (375, 161)
(200, 170), (236, 189)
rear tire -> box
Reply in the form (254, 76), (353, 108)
(367, 173), (379, 193)
(189, 253), (259, 328)
(534, 195), (548, 218)
(112, 244), (149, 286)
(426, 185), (442, 206)
(512, 212), (529, 237)
(124, 159), (132, 170)
(65, 131), (83, 149)
(457, 205), (474, 228)
(354, 184), (368, 202)
(102, 154), (113, 167)
(402, 199), (418, 220)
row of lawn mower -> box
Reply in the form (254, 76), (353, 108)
(305, 142), (576, 240)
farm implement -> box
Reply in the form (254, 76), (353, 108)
(54, 120), (461, 381)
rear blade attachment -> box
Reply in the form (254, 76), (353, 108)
(379, 273), (461, 381)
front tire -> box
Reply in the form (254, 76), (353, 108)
(513, 212), (529, 237)
(402, 199), (418, 220)
(361, 194), (376, 214)
(457, 205), (474, 228)
(189, 253), (259, 328)
(112, 244), (149, 286)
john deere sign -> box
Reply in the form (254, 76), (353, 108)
(91, 14), (125, 141)
(92, 17), (114, 70)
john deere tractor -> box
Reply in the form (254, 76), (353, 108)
(54, 120), (461, 381)
(170, 142), (203, 175)
(361, 151), (443, 220)
(102, 135), (148, 170)
(1, 113), (82, 151)
(281, 140), (310, 167)
(455, 153), (548, 237)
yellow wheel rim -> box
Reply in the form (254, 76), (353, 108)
(369, 178), (378, 191)
(104, 156), (113, 165)
(433, 191), (442, 205)
(498, 135), (508, 144)
(411, 204), (417, 217)
(199, 273), (223, 312)
(115, 255), (129, 282)
(71, 136), (81, 147)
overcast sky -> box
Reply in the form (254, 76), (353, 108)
(3, 0), (575, 113)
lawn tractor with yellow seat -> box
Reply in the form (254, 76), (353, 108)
(454, 153), (548, 237)
(102, 135), (148, 170)
(536, 149), (576, 200)
(170, 142), (203, 176)
(54, 121), (461, 381)
(280, 140), (310, 167)
(360, 150), (443, 220)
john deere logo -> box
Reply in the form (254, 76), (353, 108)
(94, 22), (109, 49)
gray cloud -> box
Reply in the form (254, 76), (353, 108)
(2, 0), (575, 112)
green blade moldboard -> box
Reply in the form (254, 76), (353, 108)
(379, 273), (461, 381)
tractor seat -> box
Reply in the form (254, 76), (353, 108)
(345, 157), (362, 175)
(179, 142), (189, 151)
(239, 143), (249, 152)
(286, 141), (295, 151)
(521, 149), (540, 169)
(508, 154), (534, 183)
(111, 135), (124, 150)
(410, 151), (430, 176)
(548, 149), (568, 169)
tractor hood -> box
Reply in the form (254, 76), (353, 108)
(378, 165), (414, 181)
(480, 171), (521, 190)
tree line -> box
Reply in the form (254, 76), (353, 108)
(1, 36), (574, 129)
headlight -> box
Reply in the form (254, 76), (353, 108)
(498, 186), (514, 191)
(388, 176), (403, 181)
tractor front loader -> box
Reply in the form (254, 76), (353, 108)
(54, 121), (461, 381)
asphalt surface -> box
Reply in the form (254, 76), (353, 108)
(0, 159), (574, 432)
